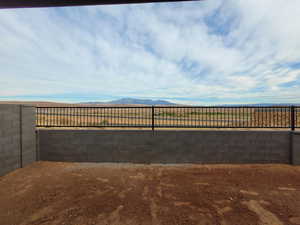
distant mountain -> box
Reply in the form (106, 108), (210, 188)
(218, 103), (300, 106)
(0, 101), (77, 107)
(81, 98), (177, 105)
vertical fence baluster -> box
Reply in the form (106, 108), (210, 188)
(35, 106), (296, 130)
(83, 107), (85, 127)
(152, 106), (154, 130)
(291, 105), (295, 131)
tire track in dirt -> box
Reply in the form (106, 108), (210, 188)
(242, 200), (284, 225)
(141, 168), (162, 225)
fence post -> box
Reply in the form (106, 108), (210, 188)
(19, 105), (23, 168)
(152, 105), (155, 131)
(291, 105), (295, 131)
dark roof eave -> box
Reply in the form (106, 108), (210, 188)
(0, 0), (201, 9)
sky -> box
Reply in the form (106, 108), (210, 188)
(0, 0), (300, 105)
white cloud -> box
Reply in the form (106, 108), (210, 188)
(0, 0), (300, 104)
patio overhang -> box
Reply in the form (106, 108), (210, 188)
(0, 0), (201, 9)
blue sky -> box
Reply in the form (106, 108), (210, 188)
(1, 0), (300, 105)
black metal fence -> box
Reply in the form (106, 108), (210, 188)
(36, 106), (300, 130)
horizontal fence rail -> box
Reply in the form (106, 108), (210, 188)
(36, 106), (300, 130)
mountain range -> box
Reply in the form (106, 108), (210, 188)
(219, 103), (300, 106)
(1, 99), (299, 106)
(80, 98), (177, 105)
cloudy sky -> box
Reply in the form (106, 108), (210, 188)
(0, 0), (300, 105)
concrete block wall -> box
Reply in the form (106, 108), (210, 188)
(0, 105), (36, 176)
(38, 130), (291, 164)
(292, 132), (300, 165)
(0, 105), (21, 176)
(21, 106), (37, 167)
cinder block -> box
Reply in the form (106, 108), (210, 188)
(87, 144), (114, 162)
(37, 130), (292, 164)
(20, 105), (36, 168)
(0, 104), (36, 176)
(292, 132), (300, 165)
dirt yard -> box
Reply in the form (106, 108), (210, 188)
(1, 162), (300, 225)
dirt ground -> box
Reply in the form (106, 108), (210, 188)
(1, 162), (300, 225)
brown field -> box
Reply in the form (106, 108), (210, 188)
(1, 162), (300, 225)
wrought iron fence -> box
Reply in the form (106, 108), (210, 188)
(36, 106), (300, 130)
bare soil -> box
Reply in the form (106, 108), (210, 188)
(1, 162), (300, 225)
